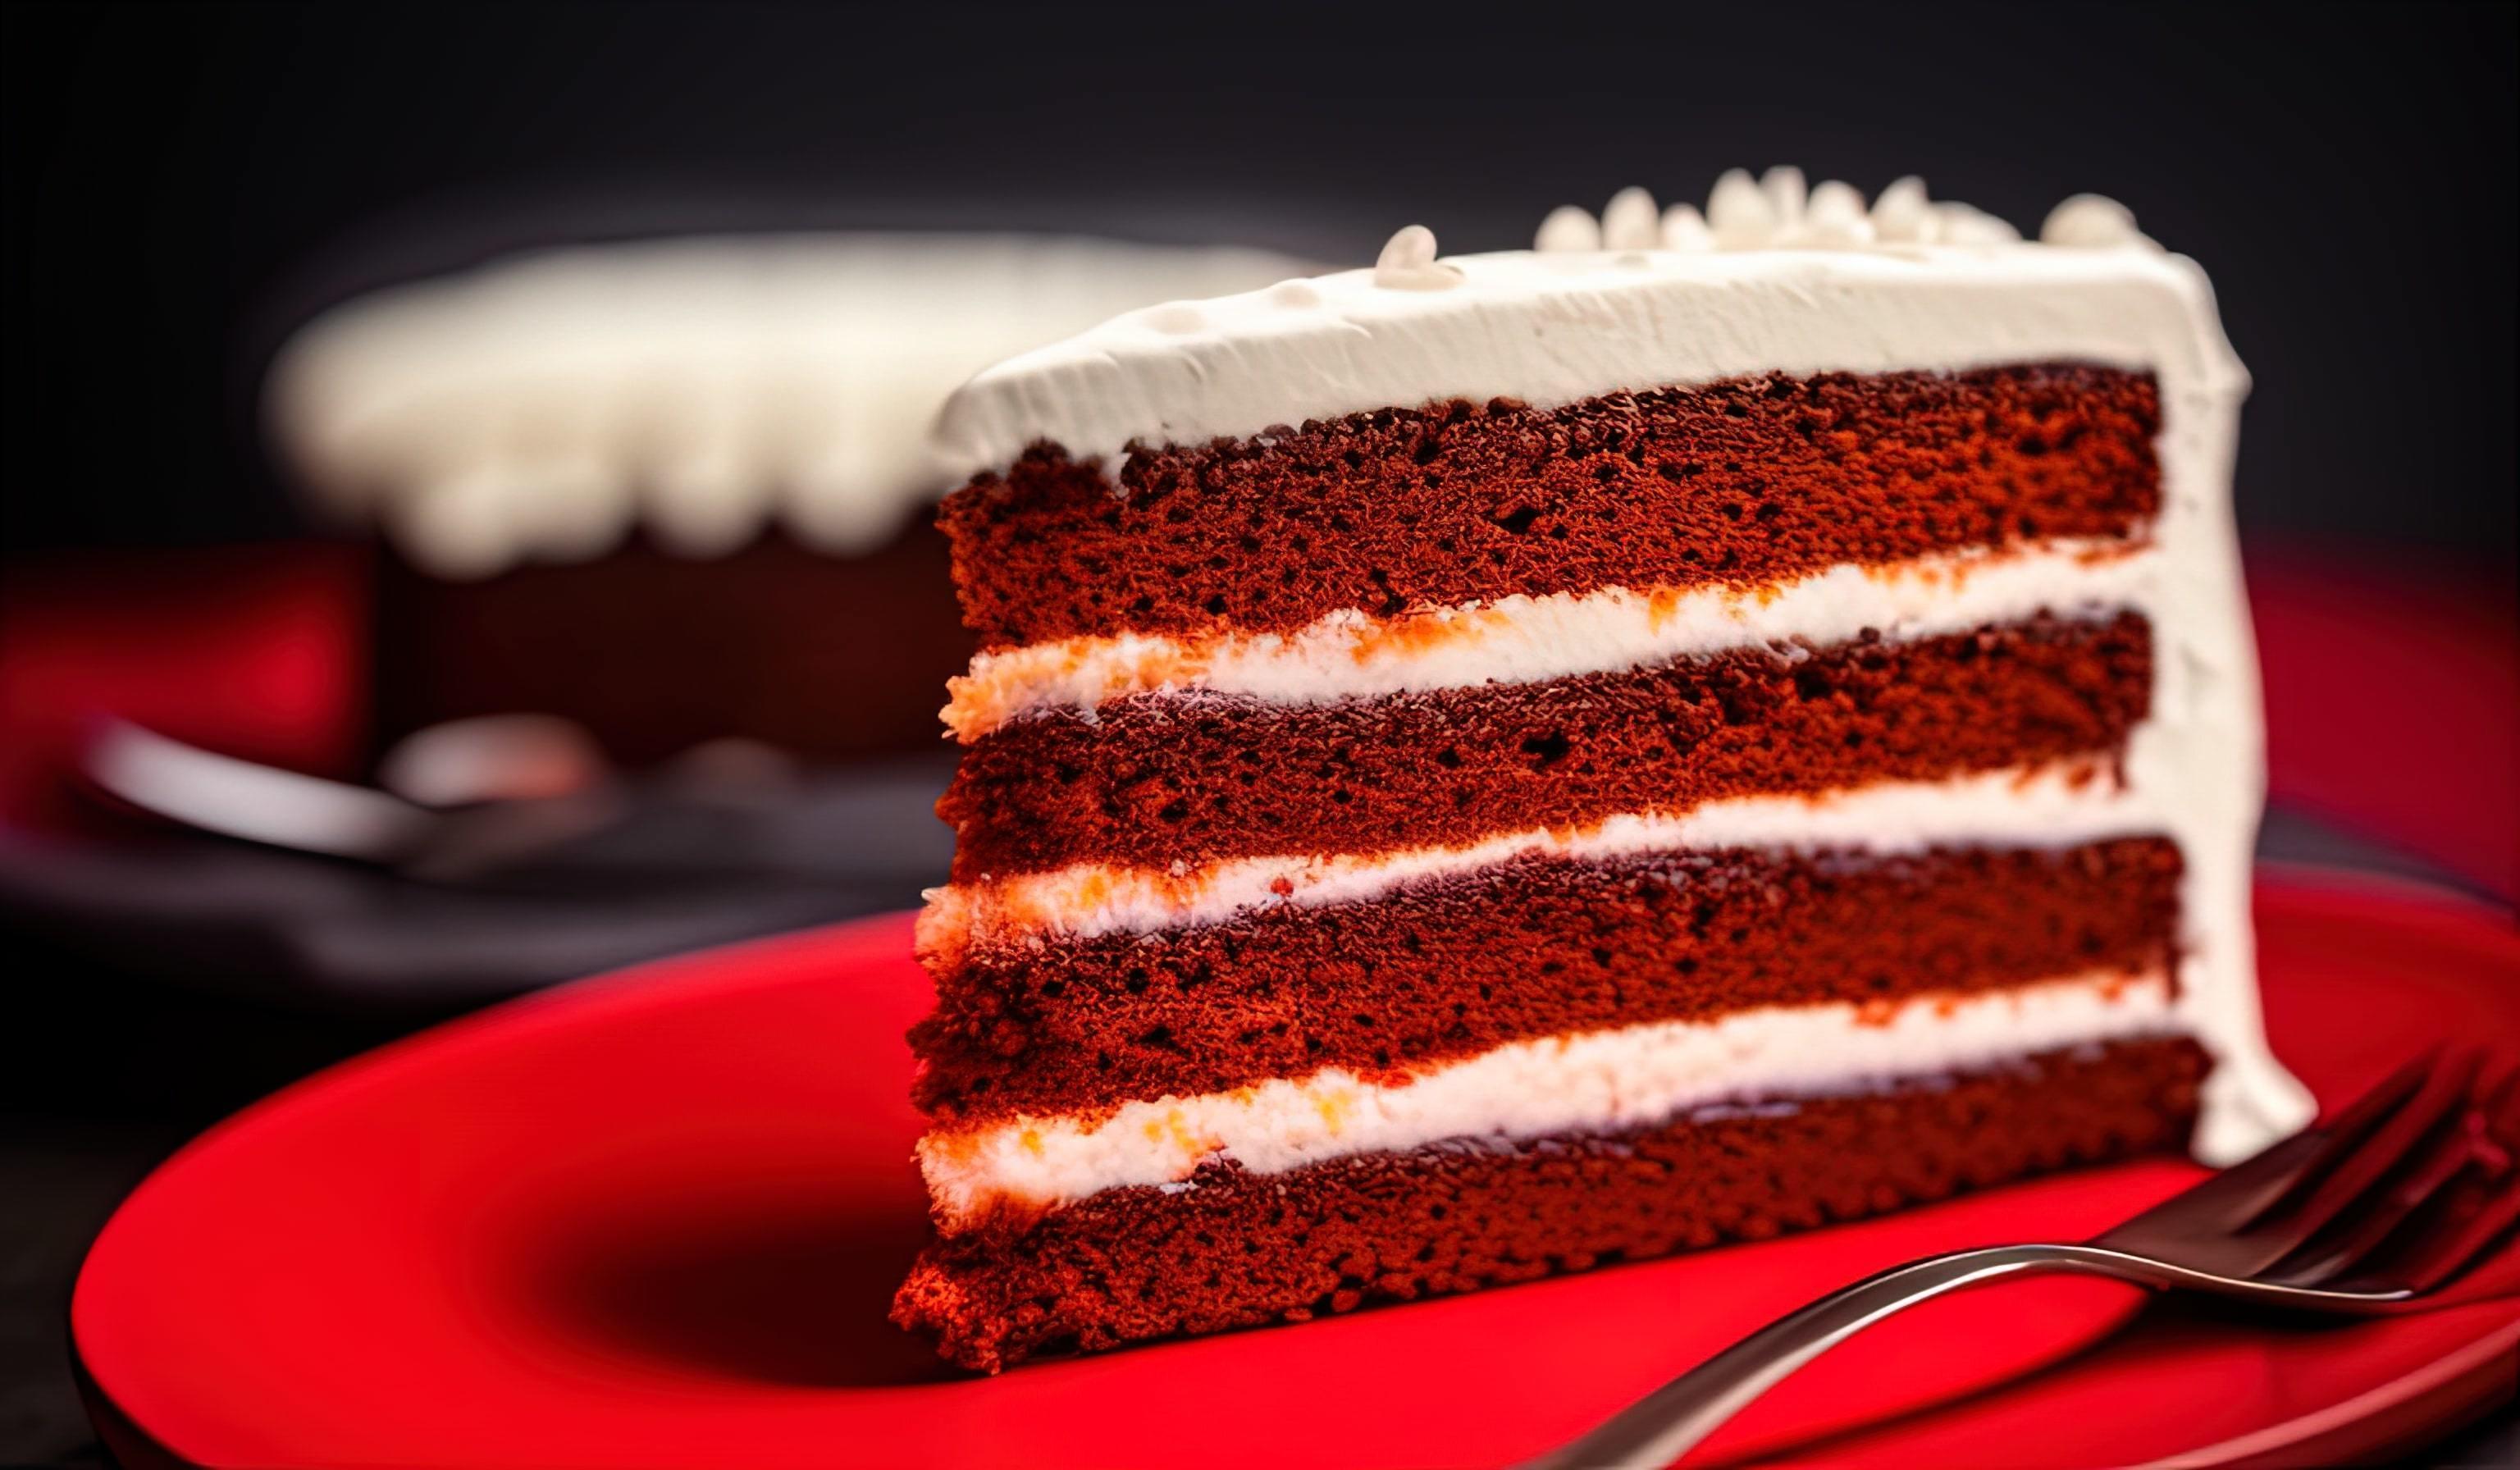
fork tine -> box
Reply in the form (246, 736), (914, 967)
(2245, 1048), (2486, 1249)
(2266, 1059), (2489, 1286)
(2381, 1066), (2520, 1294)
(2096, 1048), (2437, 1260)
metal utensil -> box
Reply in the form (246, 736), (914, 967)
(78, 719), (952, 892)
(1529, 1049), (2520, 1469)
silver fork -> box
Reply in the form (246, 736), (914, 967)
(1528, 1049), (2520, 1469)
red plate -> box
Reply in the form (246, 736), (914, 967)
(73, 872), (2520, 1468)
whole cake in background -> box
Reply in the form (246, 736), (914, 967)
(265, 235), (1310, 764)
(894, 170), (2314, 1372)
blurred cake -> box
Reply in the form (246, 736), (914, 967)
(892, 171), (2312, 1371)
(266, 235), (1311, 764)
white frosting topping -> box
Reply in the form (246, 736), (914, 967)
(1933, 202), (2025, 247)
(1527, 171), (2066, 261)
(1872, 176), (1933, 243)
(1803, 180), (1875, 248)
(266, 234), (1311, 578)
(1371, 225), (1463, 291)
(1659, 203), (1713, 251)
(931, 189), (2229, 485)
(2043, 194), (2153, 249)
(1760, 167), (1808, 229)
(920, 967), (2179, 1221)
(944, 540), (2155, 740)
(1706, 168), (1777, 248)
(1532, 205), (1601, 253)
(1600, 186), (1662, 251)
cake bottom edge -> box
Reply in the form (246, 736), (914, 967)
(892, 1034), (2209, 1372)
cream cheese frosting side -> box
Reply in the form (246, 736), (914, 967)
(921, 966), (2180, 1221)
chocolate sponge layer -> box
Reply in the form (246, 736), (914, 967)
(942, 363), (2161, 650)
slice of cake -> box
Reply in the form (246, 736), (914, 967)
(894, 172), (2312, 1372)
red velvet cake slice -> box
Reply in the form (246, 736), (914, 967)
(893, 174), (2312, 1372)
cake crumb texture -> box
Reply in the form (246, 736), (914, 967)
(941, 364), (2162, 650)
(893, 1035), (2207, 1372)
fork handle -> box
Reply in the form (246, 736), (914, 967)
(1522, 1244), (2127, 1469)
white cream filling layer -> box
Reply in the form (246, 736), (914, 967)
(920, 967), (2179, 1222)
(923, 762), (2149, 950)
(944, 539), (2157, 740)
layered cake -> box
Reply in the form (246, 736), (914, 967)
(266, 234), (1308, 763)
(895, 172), (2312, 1371)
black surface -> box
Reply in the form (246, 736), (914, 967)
(2, 2), (2516, 567)
(0, 756), (957, 1015)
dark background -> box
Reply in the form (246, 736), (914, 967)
(3, 1), (2516, 573)
(2, 3), (2514, 1465)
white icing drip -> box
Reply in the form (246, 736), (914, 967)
(266, 234), (1312, 578)
(943, 540), (2159, 739)
(920, 968), (2180, 1221)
